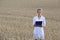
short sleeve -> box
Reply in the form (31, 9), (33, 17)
(42, 17), (46, 26)
(33, 17), (35, 25)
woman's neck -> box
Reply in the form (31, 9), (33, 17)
(38, 15), (41, 19)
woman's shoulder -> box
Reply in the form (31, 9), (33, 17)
(33, 16), (37, 18)
(41, 16), (45, 19)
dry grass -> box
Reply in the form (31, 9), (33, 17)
(0, 0), (60, 40)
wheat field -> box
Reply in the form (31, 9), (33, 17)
(0, 0), (60, 40)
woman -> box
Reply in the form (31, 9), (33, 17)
(33, 8), (46, 40)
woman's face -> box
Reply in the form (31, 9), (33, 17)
(37, 10), (42, 16)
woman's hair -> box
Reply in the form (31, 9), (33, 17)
(37, 8), (43, 13)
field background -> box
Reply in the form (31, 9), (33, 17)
(0, 0), (60, 40)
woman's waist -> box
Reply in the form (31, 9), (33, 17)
(34, 27), (43, 29)
(34, 26), (42, 27)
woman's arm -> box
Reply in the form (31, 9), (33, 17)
(42, 17), (46, 27)
(33, 17), (36, 27)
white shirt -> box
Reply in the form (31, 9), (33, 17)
(33, 15), (46, 39)
(33, 15), (46, 27)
